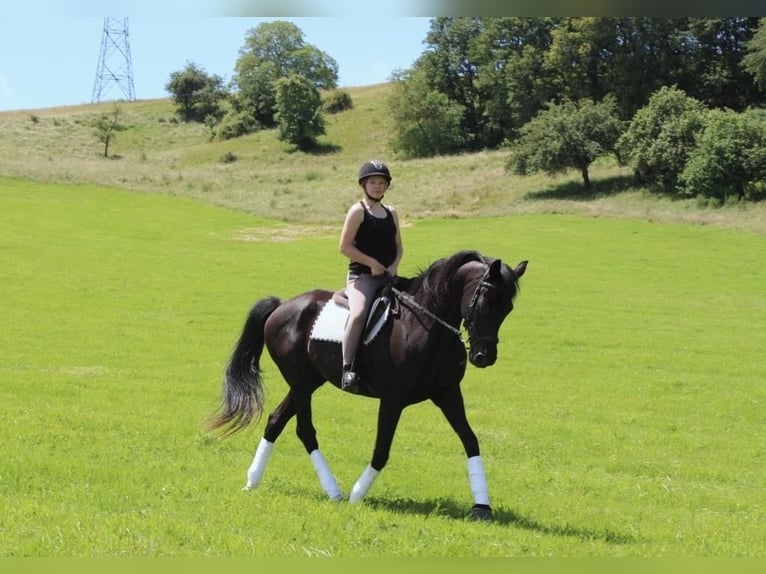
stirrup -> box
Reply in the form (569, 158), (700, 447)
(342, 366), (361, 393)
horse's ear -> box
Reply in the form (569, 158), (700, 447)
(489, 258), (503, 280)
(513, 260), (528, 278)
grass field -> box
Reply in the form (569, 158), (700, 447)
(1, 179), (764, 557)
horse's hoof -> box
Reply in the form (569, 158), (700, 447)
(471, 503), (493, 521)
(242, 485), (253, 491)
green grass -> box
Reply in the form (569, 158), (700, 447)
(1, 180), (764, 556)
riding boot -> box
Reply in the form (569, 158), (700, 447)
(342, 363), (361, 394)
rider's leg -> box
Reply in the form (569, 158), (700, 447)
(341, 273), (379, 388)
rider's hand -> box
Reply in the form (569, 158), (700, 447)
(370, 260), (387, 276)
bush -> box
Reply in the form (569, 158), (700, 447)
(679, 108), (766, 201)
(219, 151), (238, 164)
(616, 86), (706, 190)
(323, 89), (353, 114)
(212, 110), (260, 141)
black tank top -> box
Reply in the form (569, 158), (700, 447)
(348, 201), (397, 276)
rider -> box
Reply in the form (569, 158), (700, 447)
(339, 160), (403, 392)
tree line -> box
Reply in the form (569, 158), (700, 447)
(164, 17), (766, 202)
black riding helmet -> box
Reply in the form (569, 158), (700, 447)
(358, 160), (392, 185)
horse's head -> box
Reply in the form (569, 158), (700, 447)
(461, 258), (528, 368)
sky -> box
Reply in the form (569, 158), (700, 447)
(0, 15), (433, 112)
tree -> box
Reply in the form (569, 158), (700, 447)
(508, 97), (623, 188)
(233, 21), (338, 129)
(685, 17), (764, 110)
(473, 17), (558, 142)
(165, 62), (227, 123)
(743, 17), (766, 90)
(390, 17), (554, 154)
(388, 69), (468, 158)
(274, 74), (326, 150)
(92, 102), (126, 158)
(231, 58), (277, 128)
(543, 17), (608, 104)
(616, 86), (707, 189)
(679, 108), (766, 200)
(416, 18), (487, 149)
(541, 18), (685, 121)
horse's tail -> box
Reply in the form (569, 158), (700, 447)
(206, 296), (282, 437)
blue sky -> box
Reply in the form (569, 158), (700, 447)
(0, 15), (432, 112)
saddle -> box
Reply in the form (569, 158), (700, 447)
(309, 282), (398, 345)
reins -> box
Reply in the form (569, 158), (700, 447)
(389, 264), (494, 348)
(390, 285), (466, 343)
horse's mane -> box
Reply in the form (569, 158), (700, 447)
(395, 250), (490, 313)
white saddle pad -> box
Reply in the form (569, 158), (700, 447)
(309, 297), (391, 345)
(309, 300), (348, 343)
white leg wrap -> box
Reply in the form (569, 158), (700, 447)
(310, 449), (343, 501)
(467, 455), (490, 506)
(244, 438), (274, 490)
(349, 464), (380, 504)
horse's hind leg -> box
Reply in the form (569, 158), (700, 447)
(246, 379), (343, 501)
(244, 392), (296, 489)
(291, 384), (343, 501)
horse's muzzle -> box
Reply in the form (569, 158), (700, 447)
(469, 345), (497, 368)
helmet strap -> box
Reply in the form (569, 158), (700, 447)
(364, 191), (383, 204)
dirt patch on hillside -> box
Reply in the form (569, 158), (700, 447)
(232, 224), (338, 243)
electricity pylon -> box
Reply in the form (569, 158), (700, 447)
(91, 18), (136, 103)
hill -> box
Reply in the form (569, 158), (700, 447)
(1, 83), (764, 233)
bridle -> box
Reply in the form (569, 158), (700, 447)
(462, 266), (500, 346)
(390, 263), (499, 348)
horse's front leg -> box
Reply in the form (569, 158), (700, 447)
(349, 399), (403, 504)
(432, 387), (492, 521)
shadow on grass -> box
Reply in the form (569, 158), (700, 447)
(262, 482), (634, 544)
(365, 496), (636, 545)
(525, 174), (636, 202)
(288, 142), (343, 155)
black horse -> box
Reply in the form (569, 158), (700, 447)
(207, 250), (527, 520)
